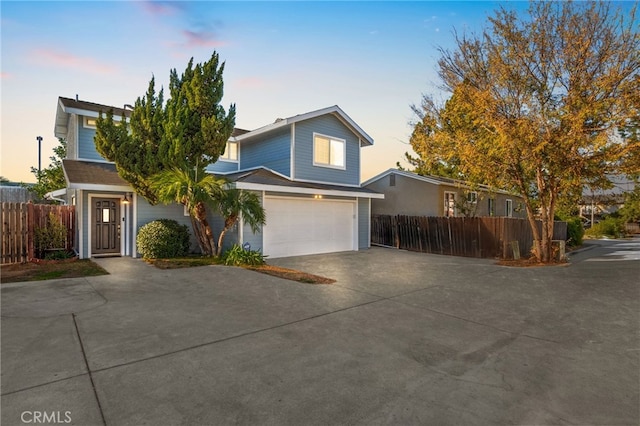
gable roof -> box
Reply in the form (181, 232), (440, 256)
(55, 97), (132, 139)
(55, 96), (256, 140)
(233, 105), (374, 147)
(362, 168), (515, 195)
(224, 167), (383, 199)
(62, 159), (130, 190)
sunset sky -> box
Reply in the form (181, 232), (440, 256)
(4, 1), (627, 184)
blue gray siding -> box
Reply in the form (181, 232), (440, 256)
(240, 191), (264, 253)
(77, 117), (104, 161)
(207, 160), (239, 174)
(240, 127), (291, 176)
(358, 198), (370, 249)
(208, 213), (239, 254)
(136, 198), (196, 255)
(294, 115), (360, 186)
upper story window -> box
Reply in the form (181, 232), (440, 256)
(219, 141), (238, 161)
(83, 117), (97, 128)
(313, 133), (345, 169)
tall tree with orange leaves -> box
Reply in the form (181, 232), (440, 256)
(410, 1), (639, 262)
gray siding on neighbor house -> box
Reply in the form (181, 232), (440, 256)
(367, 174), (441, 216)
(207, 160), (238, 174)
(240, 127), (291, 176)
(294, 115), (360, 186)
(358, 198), (370, 249)
(77, 118), (104, 161)
(366, 173), (527, 218)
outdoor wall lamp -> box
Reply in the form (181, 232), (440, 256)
(123, 193), (131, 204)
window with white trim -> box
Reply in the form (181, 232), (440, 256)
(506, 199), (513, 217)
(313, 134), (345, 169)
(488, 198), (495, 216)
(466, 191), (478, 204)
(220, 141), (238, 161)
(444, 191), (456, 217)
(83, 117), (97, 128)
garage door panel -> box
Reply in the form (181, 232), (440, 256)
(263, 197), (355, 258)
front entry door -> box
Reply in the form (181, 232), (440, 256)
(93, 198), (121, 255)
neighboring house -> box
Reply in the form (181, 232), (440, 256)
(52, 96), (383, 259)
(363, 169), (526, 219)
(579, 174), (637, 220)
(0, 185), (36, 203)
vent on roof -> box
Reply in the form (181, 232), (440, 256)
(274, 118), (284, 123)
(75, 94), (79, 101)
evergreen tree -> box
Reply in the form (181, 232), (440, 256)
(95, 52), (236, 205)
(95, 52), (236, 256)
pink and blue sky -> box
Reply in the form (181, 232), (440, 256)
(0, 1), (571, 183)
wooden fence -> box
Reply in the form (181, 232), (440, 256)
(371, 215), (567, 259)
(1, 202), (76, 264)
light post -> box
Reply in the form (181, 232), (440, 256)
(36, 136), (43, 175)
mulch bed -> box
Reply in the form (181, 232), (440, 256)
(246, 264), (335, 284)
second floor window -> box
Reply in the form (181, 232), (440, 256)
(314, 134), (345, 169)
(220, 141), (238, 161)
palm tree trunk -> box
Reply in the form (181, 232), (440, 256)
(216, 228), (228, 257)
(195, 201), (216, 256)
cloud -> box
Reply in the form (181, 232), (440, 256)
(140, 1), (184, 16)
(31, 49), (118, 75)
(233, 77), (266, 90)
(182, 29), (226, 48)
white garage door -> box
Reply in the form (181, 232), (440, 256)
(263, 196), (356, 258)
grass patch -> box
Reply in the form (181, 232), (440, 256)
(1, 259), (109, 284)
(147, 256), (222, 269)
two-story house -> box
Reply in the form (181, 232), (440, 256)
(52, 96), (383, 259)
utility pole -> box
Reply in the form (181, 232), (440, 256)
(36, 136), (43, 174)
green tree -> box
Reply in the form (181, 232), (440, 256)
(95, 52), (236, 205)
(410, 1), (639, 262)
(95, 52), (236, 256)
(149, 166), (225, 256)
(619, 185), (640, 223)
(24, 138), (67, 201)
(212, 188), (266, 257)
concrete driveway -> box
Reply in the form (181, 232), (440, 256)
(1, 243), (638, 425)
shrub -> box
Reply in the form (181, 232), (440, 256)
(564, 217), (584, 247)
(221, 244), (266, 266)
(137, 219), (190, 259)
(34, 213), (67, 259)
(584, 216), (626, 239)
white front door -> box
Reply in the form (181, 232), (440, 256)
(263, 196), (356, 258)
